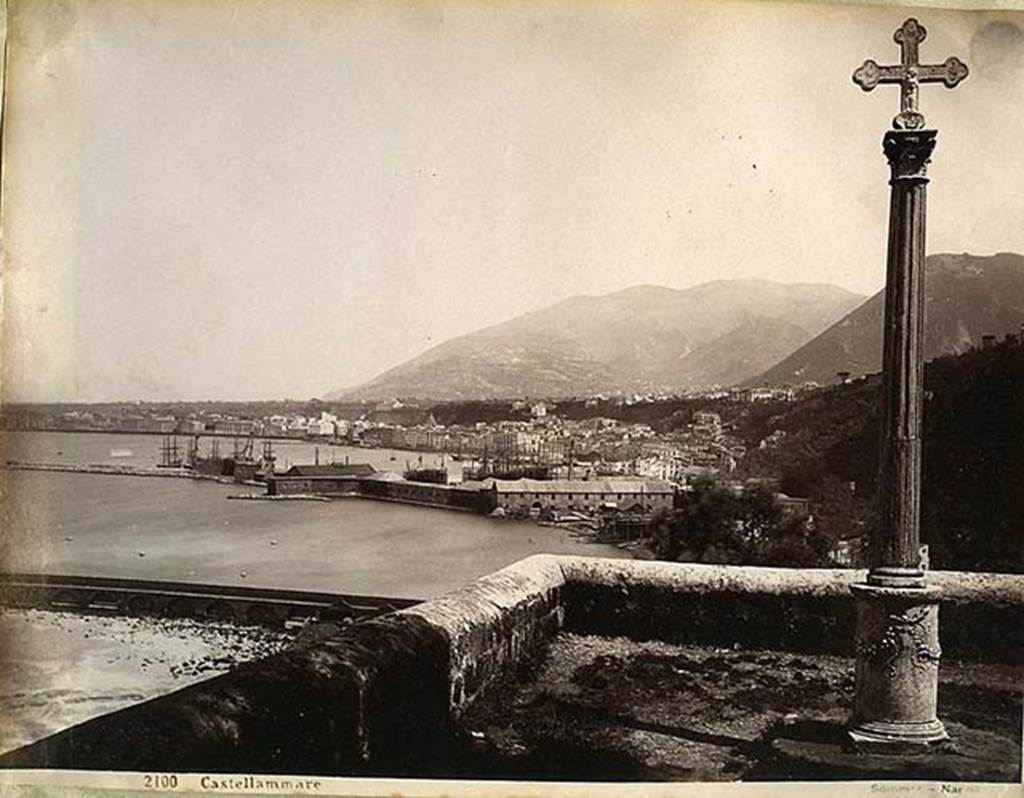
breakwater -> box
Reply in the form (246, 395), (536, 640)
(227, 493), (332, 502)
(5, 461), (232, 482)
(4, 461), (266, 487)
(0, 572), (419, 628)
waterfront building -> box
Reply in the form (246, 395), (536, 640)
(283, 464), (378, 478)
(483, 477), (675, 514)
(266, 463), (377, 496)
(211, 418), (256, 435)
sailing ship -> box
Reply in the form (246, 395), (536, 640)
(157, 435), (185, 468)
(186, 434), (275, 482)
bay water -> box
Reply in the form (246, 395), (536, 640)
(0, 430), (626, 750)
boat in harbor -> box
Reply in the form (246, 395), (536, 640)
(182, 434), (274, 483)
(157, 435), (185, 468)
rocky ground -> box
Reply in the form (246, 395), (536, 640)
(460, 633), (1023, 781)
(0, 608), (292, 753)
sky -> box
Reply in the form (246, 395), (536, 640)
(4, 0), (1024, 402)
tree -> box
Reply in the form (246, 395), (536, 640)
(756, 514), (834, 568)
(649, 480), (836, 568)
(650, 480), (738, 562)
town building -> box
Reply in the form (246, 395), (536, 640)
(774, 492), (813, 517)
(691, 411), (723, 440)
(306, 412), (338, 437)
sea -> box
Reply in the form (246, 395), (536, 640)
(0, 430), (627, 751)
(1, 429), (624, 597)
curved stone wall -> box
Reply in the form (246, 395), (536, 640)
(1, 555), (1018, 774)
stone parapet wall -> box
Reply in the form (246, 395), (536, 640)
(0, 555), (1019, 774)
(401, 554), (566, 711)
(557, 559), (1023, 663)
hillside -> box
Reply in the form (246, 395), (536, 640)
(330, 280), (864, 401)
(736, 340), (1024, 573)
(675, 316), (813, 389)
(750, 253), (1024, 387)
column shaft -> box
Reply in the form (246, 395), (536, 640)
(871, 129), (936, 586)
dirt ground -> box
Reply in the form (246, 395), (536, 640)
(459, 633), (1023, 781)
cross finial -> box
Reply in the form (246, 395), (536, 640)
(853, 18), (968, 130)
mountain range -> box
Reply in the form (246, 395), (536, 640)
(330, 253), (1023, 401)
(330, 280), (864, 401)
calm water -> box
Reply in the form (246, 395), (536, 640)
(1, 431), (624, 600)
(0, 431), (626, 748)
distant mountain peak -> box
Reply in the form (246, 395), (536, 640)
(328, 278), (866, 401)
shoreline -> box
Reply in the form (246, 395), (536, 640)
(0, 607), (293, 754)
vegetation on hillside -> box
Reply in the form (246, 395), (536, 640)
(649, 481), (833, 568)
(735, 341), (1023, 574)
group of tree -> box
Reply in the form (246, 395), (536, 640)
(649, 480), (835, 568)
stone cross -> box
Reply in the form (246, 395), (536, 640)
(853, 18), (968, 130)
(847, 18), (968, 749)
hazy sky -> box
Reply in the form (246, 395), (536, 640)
(5, 0), (1023, 402)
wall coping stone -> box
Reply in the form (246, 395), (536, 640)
(550, 556), (1023, 606)
(401, 554), (565, 633)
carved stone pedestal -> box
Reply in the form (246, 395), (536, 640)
(848, 583), (947, 746)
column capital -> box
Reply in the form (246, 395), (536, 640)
(884, 129), (937, 182)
